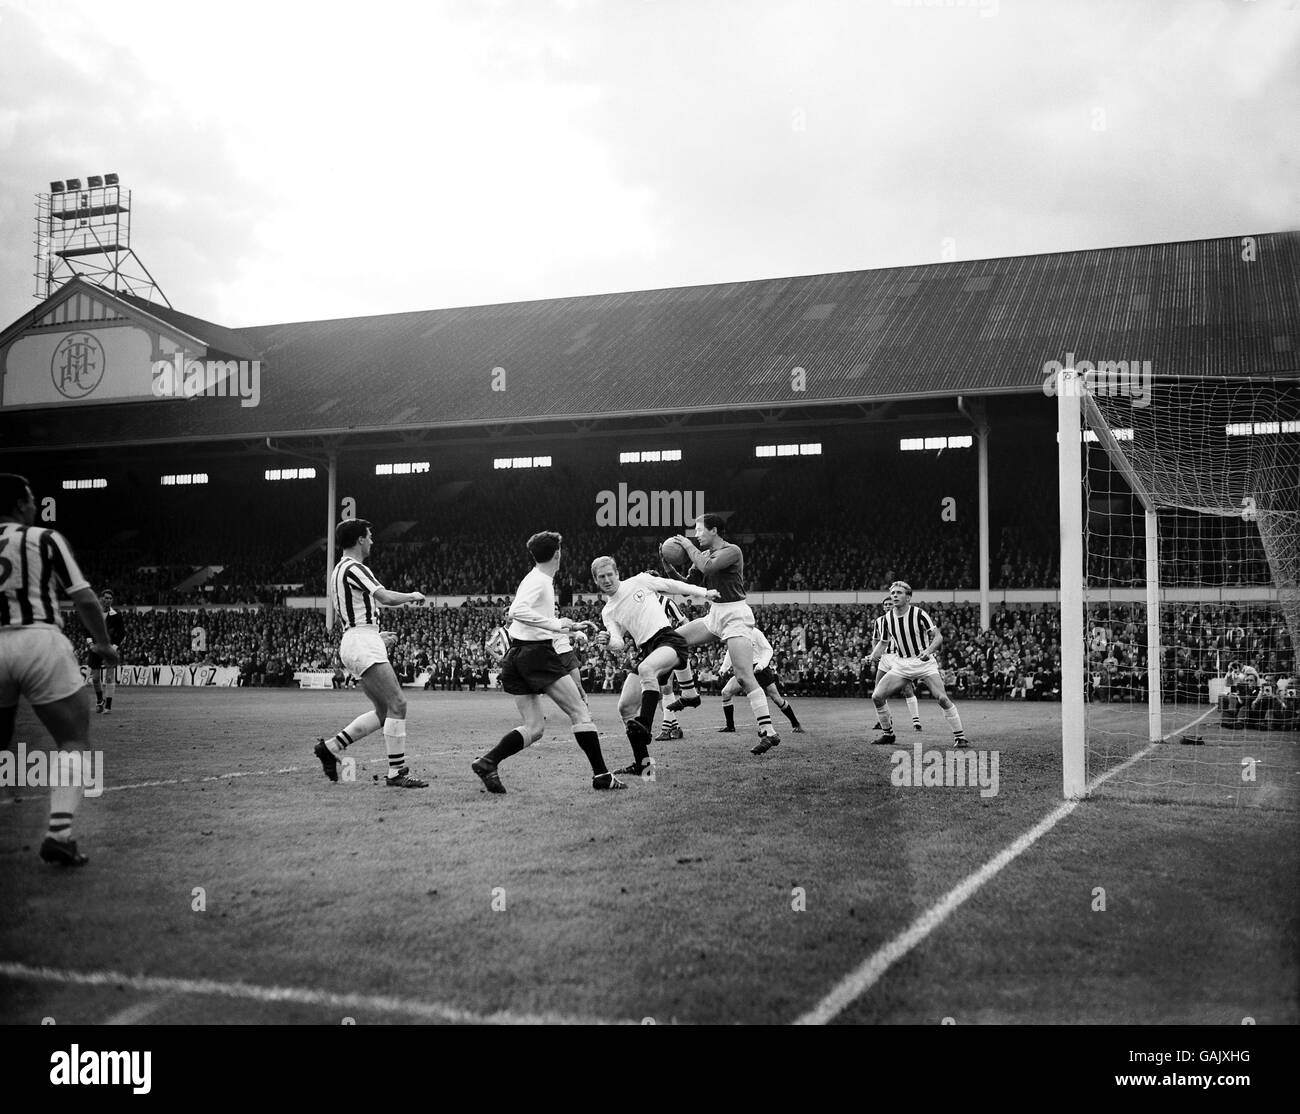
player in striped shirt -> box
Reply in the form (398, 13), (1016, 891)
(868, 581), (968, 748)
(870, 592), (922, 734)
(0, 474), (118, 866)
(313, 518), (429, 787)
(591, 556), (717, 775)
(654, 590), (692, 742)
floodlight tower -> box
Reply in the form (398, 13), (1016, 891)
(34, 174), (170, 305)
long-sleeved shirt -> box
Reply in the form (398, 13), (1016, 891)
(507, 567), (564, 642)
(602, 573), (708, 651)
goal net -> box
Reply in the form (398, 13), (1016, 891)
(1059, 372), (1299, 809)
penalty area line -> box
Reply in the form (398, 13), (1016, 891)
(0, 961), (629, 1026)
(794, 709), (1219, 1025)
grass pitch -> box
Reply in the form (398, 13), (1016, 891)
(1, 689), (1296, 1025)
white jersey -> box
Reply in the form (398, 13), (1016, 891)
(0, 523), (89, 630)
(507, 566), (563, 643)
(602, 573), (691, 649)
(330, 556), (383, 632)
(720, 626), (774, 674)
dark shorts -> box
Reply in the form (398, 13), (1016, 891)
(558, 649), (581, 673)
(87, 651), (112, 672)
(638, 627), (689, 676)
(754, 665), (779, 689)
(501, 639), (571, 696)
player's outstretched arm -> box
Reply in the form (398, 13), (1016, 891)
(640, 573), (711, 599)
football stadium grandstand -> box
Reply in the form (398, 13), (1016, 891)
(2, 226), (1297, 1028)
(2, 233), (1294, 708)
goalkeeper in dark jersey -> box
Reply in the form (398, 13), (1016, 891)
(90, 590), (125, 713)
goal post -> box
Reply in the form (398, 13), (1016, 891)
(1058, 370), (1299, 808)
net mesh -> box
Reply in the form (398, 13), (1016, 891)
(1082, 375), (1299, 809)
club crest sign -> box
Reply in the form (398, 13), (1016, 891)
(51, 332), (105, 399)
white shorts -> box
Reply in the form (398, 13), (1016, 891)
(886, 656), (943, 683)
(879, 653), (901, 675)
(0, 627), (87, 708)
(705, 601), (756, 642)
(339, 627), (389, 680)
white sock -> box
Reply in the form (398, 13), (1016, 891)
(906, 694), (920, 722)
(747, 688), (774, 734)
(943, 704), (965, 736)
(384, 717), (407, 773)
(328, 710), (381, 754)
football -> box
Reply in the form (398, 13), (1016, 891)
(660, 538), (689, 567)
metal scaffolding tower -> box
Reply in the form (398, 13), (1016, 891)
(34, 174), (170, 306)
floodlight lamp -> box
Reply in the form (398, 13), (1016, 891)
(65, 178), (82, 191)
(104, 172), (119, 185)
(87, 175), (103, 188)
(50, 181), (65, 193)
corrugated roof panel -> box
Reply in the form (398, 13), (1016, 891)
(2, 232), (1295, 449)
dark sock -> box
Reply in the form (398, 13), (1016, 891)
(575, 729), (608, 776)
(638, 689), (661, 729)
(484, 729), (526, 766)
(780, 702), (800, 727)
(722, 703), (735, 728)
(625, 721), (650, 764)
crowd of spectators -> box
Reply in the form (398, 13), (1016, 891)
(54, 448), (1283, 608)
(64, 597), (1294, 707)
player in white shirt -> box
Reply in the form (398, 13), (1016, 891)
(0, 473), (117, 866)
(590, 556), (717, 775)
(313, 518), (429, 787)
(868, 581), (968, 749)
(717, 626), (803, 734)
(471, 531), (622, 793)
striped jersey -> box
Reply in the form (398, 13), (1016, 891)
(657, 592), (687, 628)
(0, 523), (89, 629)
(872, 614), (900, 655)
(330, 556), (384, 631)
(880, 606), (938, 660)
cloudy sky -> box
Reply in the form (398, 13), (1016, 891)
(0, 0), (1296, 329)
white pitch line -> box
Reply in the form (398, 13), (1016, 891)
(104, 767), (304, 793)
(0, 962), (627, 1026)
(794, 708), (1220, 1025)
(2, 754), (466, 805)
